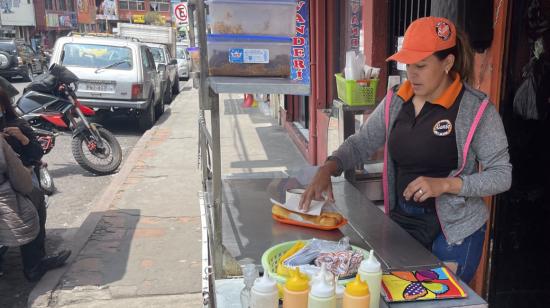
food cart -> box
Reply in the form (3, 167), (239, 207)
(190, 1), (489, 307)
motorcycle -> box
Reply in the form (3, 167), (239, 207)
(16, 64), (123, 175)
(31, 126), (56, 195)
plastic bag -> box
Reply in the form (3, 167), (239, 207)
(283, 237), (351, 267)
(513, 74), (539, 120)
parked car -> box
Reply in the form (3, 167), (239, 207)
(0, 38), (47, 81)
(50, 34), (164, 131)
(145, 43), (179, 104)
(176, 43), (189, 80)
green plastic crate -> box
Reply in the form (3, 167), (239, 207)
(335, 73), (379, 106)
(261, 240), (370, 286)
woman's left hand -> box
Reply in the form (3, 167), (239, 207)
(3, 127), (30, 146)
(404, 176), (463, 202)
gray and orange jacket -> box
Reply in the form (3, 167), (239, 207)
(329, 81), (512, 244)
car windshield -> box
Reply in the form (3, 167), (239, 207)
(176, 47), (187, 60)
(61, 43), (133, 70)
(149, 47), (165, 64)
(0, 41), (16, 53)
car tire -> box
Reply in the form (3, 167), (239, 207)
(23, 65), (33, 82)
(164, 84), (173, 105)
(155, 95), (165, 119)
(171, 77), (180, 95)
(138, 96), (156, 132)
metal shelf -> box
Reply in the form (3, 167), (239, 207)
(208, 77), (311, 95)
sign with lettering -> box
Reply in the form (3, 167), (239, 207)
(290, 0), (310, 86)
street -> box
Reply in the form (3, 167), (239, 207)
(0, 77), (189, 308)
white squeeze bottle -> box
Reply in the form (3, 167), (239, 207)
(358, 250), (381, 308)
(250, 271), (279, 308)
(334, 277), (345, 308)
(308, 273), (336, 308)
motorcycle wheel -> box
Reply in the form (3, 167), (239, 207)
(71, 127), (122, 175)
(38, 165), (55, 195)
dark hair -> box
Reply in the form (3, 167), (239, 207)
(434, 29), (474, 84)
(0, 89), (20, 122)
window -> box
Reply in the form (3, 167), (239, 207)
(59, 0), (66, 10)
(46, 0), (54, 10)
(119, 0), (145, 11)
(67, 0), (74, 11)
(149, 47), (166, 64)
(150, 0), (170, 12)
(61, 43), (133, 70)
(142, 47), (153, 70)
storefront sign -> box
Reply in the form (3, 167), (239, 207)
(132, 14), (145, 24)
(78, 0), (96, 24)
(96, 0), (119, 20)
(46, 13), (60, 27)
(350, 0), (362, 51)
(290, 0), (310, 85)
(0, 0), (36, 26)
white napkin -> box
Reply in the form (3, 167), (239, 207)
(271, 195), (325, 216)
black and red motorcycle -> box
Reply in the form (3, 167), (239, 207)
(16, 64), (122, 175)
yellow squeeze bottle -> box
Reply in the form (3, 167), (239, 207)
(343, 275), (370, 308)
(283, 268), (310, 308)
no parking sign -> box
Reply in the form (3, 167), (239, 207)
(173, 2), (188, 26)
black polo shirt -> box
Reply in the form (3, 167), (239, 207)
(388, 82), (464, 208)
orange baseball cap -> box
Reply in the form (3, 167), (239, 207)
(386, 16), (456, 64)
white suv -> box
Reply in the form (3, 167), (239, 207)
(50, 34), (164, 131)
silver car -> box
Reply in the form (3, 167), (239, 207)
(145, 43), (179, 105)
(50, 34), (164, 131)
(176, 43), (189, 80)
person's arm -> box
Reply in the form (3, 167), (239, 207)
(2, 137), (33, 194)
(5, 121), (44, 166)
(457, 103), (512, 197)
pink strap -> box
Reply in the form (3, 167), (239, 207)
(382, 91), (393, 214)
(453, 99), (490, 177)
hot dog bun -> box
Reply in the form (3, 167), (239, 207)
(271, 204), (344, 227)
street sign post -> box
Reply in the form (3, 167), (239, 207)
(174, 3), (189, 26)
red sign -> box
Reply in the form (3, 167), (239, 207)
(174, 3), (188, 24)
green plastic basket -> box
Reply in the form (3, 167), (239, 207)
(261, 240), (370, 286)
(335, 73), (379, 106)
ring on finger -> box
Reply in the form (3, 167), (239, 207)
(418, 189), (424, 195)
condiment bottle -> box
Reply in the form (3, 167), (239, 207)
(358, 250), (381, 308)
(283, 268), (309, 308)
(250, 271), (279, 308)
(311, 263), (334, 286)
(241, 264), (259, 308)
(308, 273), (336, 308)
(343, 275), (370, 308)
(334, 277), (344, 308)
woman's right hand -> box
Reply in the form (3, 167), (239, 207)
(299, 161), (338, 212)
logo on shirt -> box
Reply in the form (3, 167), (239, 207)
(433, 119), (453, 136)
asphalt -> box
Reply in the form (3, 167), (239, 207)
(26, 87), (307, 307)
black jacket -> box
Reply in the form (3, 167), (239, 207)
(2, 118), (43, 167)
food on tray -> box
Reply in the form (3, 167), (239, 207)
(208, 51), (291, 77)
(272, 204), (344, 227)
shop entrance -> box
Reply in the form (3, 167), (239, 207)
(489, 0), (550, 306)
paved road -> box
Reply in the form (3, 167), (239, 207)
(0, 77), (190, 307)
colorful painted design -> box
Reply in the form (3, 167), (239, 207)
(381, 267), (467, 302)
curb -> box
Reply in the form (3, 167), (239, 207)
(27, 124), (160, 308)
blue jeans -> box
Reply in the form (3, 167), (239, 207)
(397, 199), (485, 283)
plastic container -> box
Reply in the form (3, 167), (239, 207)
(358, 251), (381, 308)
(308, 267), (336, 308)
(335, 73), (379, 106)
(343, 275), (370, 308)
(207, 34), (292, 77)
(283, 268), (309, 308)
(208, 0), (297, 36)
(262, 240), (370, 286)
(251, 271), (279, 308)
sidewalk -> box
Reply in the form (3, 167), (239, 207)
(28, 87), (307, 307)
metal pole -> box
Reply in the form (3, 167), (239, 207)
(210, 89), (223, 278)
(188, 3), (196, 47)
(195, 0), (210, 110)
